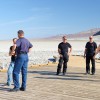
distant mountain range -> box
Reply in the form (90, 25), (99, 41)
(45, 28), (100, 40)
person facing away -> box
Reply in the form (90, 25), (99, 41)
(10, 30), (33, 92)
(7, 38), (17, 86)
(84, 36), (97, 75)
(56, 36), (72, 75)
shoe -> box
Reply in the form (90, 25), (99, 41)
(56, 73), (59, 75)
(91, 73), (95, 75)
(6, 82), (11, 86)
(63, 73), (66, 76)
(87, 71), (90, 74)
(85, 73), (88, 75)
(20, 87), (26, 91)
(56, 69), (61, 75)
(10, 88), (19, 92)
(56, 73), (60, 75)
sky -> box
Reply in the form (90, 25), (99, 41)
(0, 0), (100, 40)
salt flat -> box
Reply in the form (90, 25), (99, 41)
(0, 40), (99, 69)
(0, 39), (99, 52)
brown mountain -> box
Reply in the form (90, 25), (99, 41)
(46, 28), (100, 40)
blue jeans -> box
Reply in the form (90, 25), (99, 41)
(7, 62), (15, 85)
(13, 54), (28, 89)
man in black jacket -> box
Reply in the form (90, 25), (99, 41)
(57, 36), (72, 75)
(84, 36), (97, 75)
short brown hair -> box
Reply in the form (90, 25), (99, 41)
(62, 36), (67, 40)
(18, 30), (24, 34)
(13, 38), (17, 41)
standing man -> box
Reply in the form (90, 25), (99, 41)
(10, 30), (33, 92)
(7, 38), (17, 86)
(57, 36), (72, 75)
(84, 36), (97, 75)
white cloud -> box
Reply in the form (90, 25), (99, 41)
(0, 17), (35, 26)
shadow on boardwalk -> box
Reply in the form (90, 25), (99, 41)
(28, 71), (100, 82)
(0, 83), (11, 91)
(28, 70), (84, 76)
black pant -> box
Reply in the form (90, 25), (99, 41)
(57, 57), (68, 74)
(86, 55), (95, 74)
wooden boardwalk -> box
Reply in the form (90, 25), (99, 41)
(0, 64), (100, 100)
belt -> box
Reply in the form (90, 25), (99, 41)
(19, 51), (27, 54)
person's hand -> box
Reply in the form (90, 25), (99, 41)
(11, 51), (15, 55)
(60, 54), (63, 58)
(67, 52), (71, 56)
(93, 56), (95, 59)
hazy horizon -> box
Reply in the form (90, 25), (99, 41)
(0, 28), (100, 41)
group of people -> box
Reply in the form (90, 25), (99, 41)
(56, 35), (100, 76)
(6, 31), (100, 92)
(7, 30), (33, 92)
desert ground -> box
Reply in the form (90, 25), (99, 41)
(0, 39), (100, 100)
(0, 56), (100, 100)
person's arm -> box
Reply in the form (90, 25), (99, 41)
(29, 42), (33, 52)
(84, 48), (87, 58)
(68, 47), (72, 56)
(11, 44), (17, 54)
(29, 47), (33, 52)
(93, 51), (99, 59)
(58, 44), (63, 57)
(84, 43), (88, 58)
(93, 43), (98, 59)
(11, 39), (20, 54)
(68, 43), (72, 56)
(58, 48), (63, 57)
(9, 46), (16, 56)
(58, 48), (61, 54)
(95, 50), (99, 55)
(93, 46), (100, 59)
(94, 42), (97, 53)
(9, 49), (12, 56)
